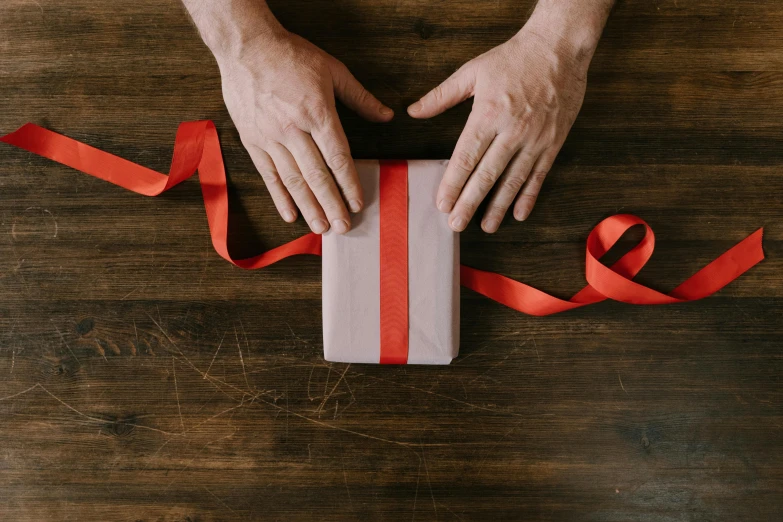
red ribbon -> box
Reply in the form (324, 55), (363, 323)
(1, 121), (765, 344)
(378, 160), (409, 364)
(1, 121), (322, 266)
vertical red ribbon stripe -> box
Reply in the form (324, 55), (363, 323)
(378, 160), (409, 364)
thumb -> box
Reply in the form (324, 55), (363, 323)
(408, 64), (475, 119)
(331, 60), (394, 122)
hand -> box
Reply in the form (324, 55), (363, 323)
(218, 31), (393, 234)
(408, 15), (598, 233)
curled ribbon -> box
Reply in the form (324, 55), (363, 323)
(1, 121), (765, 318)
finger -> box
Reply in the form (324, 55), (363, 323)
(331, 60), (394, 123)
(408, 64), (475, 119)
(245, 144), (298, 223)
(266, 142), (329, 234)
(311, 113), (363, 213)
(480, 149), (538, 233)
(448, 135), (519, 232)
(283, 128), (352, 234)
(438, 111), (495, 213)
(513, 147), (559, 221)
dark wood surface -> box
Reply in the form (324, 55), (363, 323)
(1, 0), (781, 520)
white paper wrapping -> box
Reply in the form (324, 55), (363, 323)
(322, 160), (460, 364)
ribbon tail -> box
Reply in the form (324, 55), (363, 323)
(669, 228), (764, 301)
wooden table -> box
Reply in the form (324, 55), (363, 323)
(1, 1), (781, 519)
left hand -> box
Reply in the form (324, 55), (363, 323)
(408, 21), (593, 233)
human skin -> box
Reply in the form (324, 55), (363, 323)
(182, 0), (394, 235)
(182, 0), (613, 234)
(409, 0), (615, 232)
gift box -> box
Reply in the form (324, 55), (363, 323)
(322, 160), (460, 365)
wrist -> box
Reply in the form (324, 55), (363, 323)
(521, 0), (612, 67)
(184, 0), (288, 63)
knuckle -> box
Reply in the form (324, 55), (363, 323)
(496, 139), (517, 155)
(459, 198), (480, 216)
(430, 84), (445, 104)
(280, 121), (299, 136)
(303, 168), (332, 188)
(326, 151), (353, 174)
(442, 178), (464, 197)
(260, 171), (282, 187)
(453, 150), (478, 172)
(322, 200), (345, 217)
(516, 196), (536, 214)
(529, 169), (548, 186)
(509, 120), (527, 136)
(282, 173), (308, 192)
(475, 169), (498, 192)
(353, 86), (371, 103)
(478, 102), (501, 120)
(307, 104), (332, 128)
(484, 207), (506, 222)
(543, 126), (558, 144)
(502, 174), (526, 194)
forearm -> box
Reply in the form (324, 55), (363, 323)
(524, 0), (615, 65)
(181, 0), (287, 61)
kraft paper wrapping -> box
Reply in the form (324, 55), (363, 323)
(322, 160), (460, 364)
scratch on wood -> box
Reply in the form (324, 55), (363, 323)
(342, 455), (354, 509)
(467, 347), (520, 385)
(204, 330), (226, 379)
(618, 373), (629, 396)
(172, 357), (185, 431)
(133, 318), (139, 348)
(145, 310), (178, 349)
(439, 503), (466, 521)
(0, 383), (173, 435)
(249, 393), (445, 448)
(421, 445), (437, 519)
(349, 369), (526, 418)
(475, 421), (523, 476)
(235, 325), (250, 390)
(453, 330), (521, 365)
(307, 364), (317, 401)
(532, 336), (541, 363)
(52, 322), (80, 366)
(315, 364), (350, 414)
(121, 286), (141, 300)
(203, 486), (237, 515)
(239, 318), (249, 352)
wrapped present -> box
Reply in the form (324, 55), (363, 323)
(1, 121), (765, 366)
(322, 160), (459, 364)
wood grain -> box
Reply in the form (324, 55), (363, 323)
(1, 0), (781, 520)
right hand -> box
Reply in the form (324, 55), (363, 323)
(217, 31), (394, 234)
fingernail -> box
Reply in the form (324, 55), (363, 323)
(437, 198), (453, 213)
(515, 210), (529, 222)
(482, 219), (499, 233)
(282, 210), (297, 223)
(408, 101), (422, 115)
(379, 106), (393, 117)
(450, 216), (467, 232)
(332, 219), (350, 234)
(311, 219), (329, 234)
(348, 199), (362, 213)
